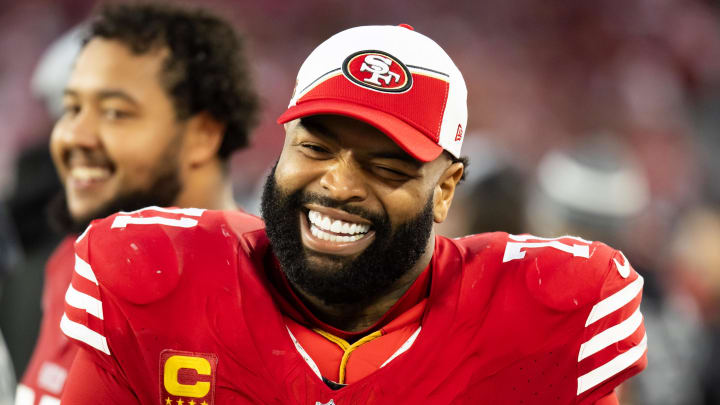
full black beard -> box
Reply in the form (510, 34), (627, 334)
(261, 163), (434, 306)
(47, 165), (181, 235)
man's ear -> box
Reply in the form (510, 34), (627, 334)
(184, 112), (225, 167)
(433, 162), (464, 223)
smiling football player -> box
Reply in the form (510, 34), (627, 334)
(60, 24), (646, 405)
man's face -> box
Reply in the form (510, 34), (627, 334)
(262, 115), (457, 305)
(50, 39), (185, 229)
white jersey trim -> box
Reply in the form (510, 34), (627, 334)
(576, 333), (647, 395)
(380, 326), (422, 368)
(74, 255), (97, 285)
(14, 383), (34, 405)
(585, 275), (643, 327)
(65, 284), (104, 320)
(118, 206), (205, 217)
(111, 215), (198, 229)
(578, 308), (643, 361)
(38, 396), (60, 405)
(60, 313), (110, 355)
(286, 326), (323, 381)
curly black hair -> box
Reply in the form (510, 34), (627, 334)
(86, 2), (259, 160)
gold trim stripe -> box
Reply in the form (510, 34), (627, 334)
(313, 329), (384, 384)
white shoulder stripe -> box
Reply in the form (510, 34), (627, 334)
(577, 333), (647, 395)
(111, 215), (198, 229)
(60, 313), (110, 355)
(38, 395), (60, 405)
(15, 383), (34, 405)
(578, 308), (643, 361)
(74, 254), (98, 285)
(286, 326), (322, 381)
(380, 326), (422, 368)
(119, 206), (205, 217)
(65, 284), (104, 320)
(585, 275), (643, 327)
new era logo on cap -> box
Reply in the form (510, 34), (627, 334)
(277, 25), (467, 162)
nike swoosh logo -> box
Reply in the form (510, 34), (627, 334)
(613, 252), (631, 278)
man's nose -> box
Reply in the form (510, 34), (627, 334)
(56, 107), (101, 148)
(319, 158), (368, 203)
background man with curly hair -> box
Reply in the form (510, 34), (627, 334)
(15, 3), (258, 404)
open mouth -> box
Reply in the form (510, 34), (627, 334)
(308, 209), (371, 242)
(300, 206), (376, 255)
(67, 164), (115, 191)
(64, 148), (116, 189)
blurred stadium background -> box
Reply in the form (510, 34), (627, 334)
(1, 0), (720, 404)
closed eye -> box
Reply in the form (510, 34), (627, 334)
(299, 142), (332, 159)
(372, 165), (414, 182)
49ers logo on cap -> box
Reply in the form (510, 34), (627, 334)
(342, 50), (412, 93)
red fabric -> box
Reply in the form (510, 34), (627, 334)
(284, 298), (426, 384)
(62, 348), (138, 405)
(19, 237), (77, 404)
(60, 208), (647, 404)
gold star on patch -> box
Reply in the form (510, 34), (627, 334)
(201, 401), (208, 405)
(188, 401), (196, 405)
(177, 399), (184, 405)
(165, 398), (172, 405)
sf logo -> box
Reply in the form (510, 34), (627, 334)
(359, 55), (400, 86)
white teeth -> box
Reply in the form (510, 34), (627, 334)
(70, 166), (111, 181)
(330, 220), (342, 233)
(310, 225), (364, 242)
(321, 216), (332, 230)
(307, 209), (370, 237)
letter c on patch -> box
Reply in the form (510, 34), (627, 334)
(163, 355), (211, 398)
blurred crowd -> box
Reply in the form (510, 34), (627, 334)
(1, 0), (720, 404)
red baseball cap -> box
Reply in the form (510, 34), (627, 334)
(277, 25), (467, 162)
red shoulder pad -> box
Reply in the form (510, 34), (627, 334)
(87, 207), (201, 304)
(500, 234), (616, 312)
(221, 209), (264, 237)
(86, 206), (246, 305)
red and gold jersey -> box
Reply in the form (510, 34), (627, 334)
(16, 236), (78, 405)
(60, 207), (646, 405)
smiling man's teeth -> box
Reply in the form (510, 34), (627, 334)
(70, 167), (112, 181)
(308, 210), (370, 241)
(311, 226), (364, 243)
